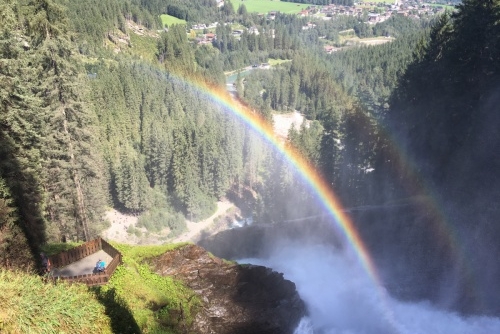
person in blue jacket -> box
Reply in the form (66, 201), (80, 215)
(96, 259), (106, 272)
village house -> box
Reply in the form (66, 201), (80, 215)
(368, 13), (380, 23)
(302, 22), (317, 30)
(324, 45), (339, 54)
(248, 26), (260, 35)
(192, 24), (207, 30)
(205, 33), (216, 42)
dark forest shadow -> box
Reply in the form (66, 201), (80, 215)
(0, 130), (47, 269)
(92, 287), (141, 334)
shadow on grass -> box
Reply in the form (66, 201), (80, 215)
(93, 287), (141, 334)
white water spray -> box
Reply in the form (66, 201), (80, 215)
(239, 244), (500, 334)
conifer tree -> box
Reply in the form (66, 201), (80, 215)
(0, 0), (47, 247)
(24, 0), (107, 241)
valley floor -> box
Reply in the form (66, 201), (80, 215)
(101, 200), (236, 245)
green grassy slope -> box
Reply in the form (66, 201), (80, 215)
(160, 14), (187, 27)
(2, 242), (201, 334)
(232, 0), (308, 14)
(0, 270), (112, 333)
(95, 242), (200, 333)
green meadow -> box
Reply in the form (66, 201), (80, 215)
(359, 0), (395, 3)
(0, 269), (112, 333)
(423, 3), (456, 10)
(268, 58), (291, 66)
(160, 14), (187, 27)
(232, 0), (308, 14)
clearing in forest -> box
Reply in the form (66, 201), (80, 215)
(160, 14), (187, 27)
(356, 36), (395, 45)
(231, 0), (309, 14)
(340, 36), (395, 46)
(359, 0), (396, 4)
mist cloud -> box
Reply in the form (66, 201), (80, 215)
(239, 243), (500, 334)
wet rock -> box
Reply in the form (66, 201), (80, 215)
(149, 244), (306, 333)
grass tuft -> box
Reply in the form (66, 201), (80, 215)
(41, 242), (83, 256)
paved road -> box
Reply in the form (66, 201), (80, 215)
(52, 250), (113, 277)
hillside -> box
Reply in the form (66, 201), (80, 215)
(0, 0), (433, 255)
(0, 269), (112, 333)
(0, 242), (304, 333)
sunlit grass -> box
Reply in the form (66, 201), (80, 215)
(268, 58), (291, 66)
(423, 3), (456, 10)
(232, 0), (308, 14)
(128, 33), (158, 63)
(96, 242), (201, 332)
(41, 242), (83, 256)
(160, 14), (187, 27)
(0, 269), (111, 334)
(4, 241), (200, 333)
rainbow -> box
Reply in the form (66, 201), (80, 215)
(164, 68), (478, 328)
(373, 123), (479, 309)
(203, 85), (379, 278)
(174, 79), (403, 331)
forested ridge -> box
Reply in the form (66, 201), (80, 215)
(0, 0), (387, 260)
(344, 0), (500, 314)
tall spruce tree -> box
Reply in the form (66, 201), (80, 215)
(24, 0), (107, 241)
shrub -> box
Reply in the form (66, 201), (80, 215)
(137, 208), (186, 236)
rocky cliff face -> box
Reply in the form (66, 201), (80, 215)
(149, 244), (306, 334)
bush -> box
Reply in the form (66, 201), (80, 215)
(186, 190), (216, 222)
(126, 225), (142, 237)
(137, 208), (186, 236)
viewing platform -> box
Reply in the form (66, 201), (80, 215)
(48, 237), (122, 286)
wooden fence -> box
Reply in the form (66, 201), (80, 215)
(49, 237), (122, 287)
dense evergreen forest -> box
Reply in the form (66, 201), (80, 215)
(0, 0), (394, 257)
(0, 0), (272, 259)
(382, 0), (500, 308)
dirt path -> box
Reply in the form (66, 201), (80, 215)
(101, 209), (139, 244)
(101, 200), (235, 245)
(172, 200), (235, 243)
